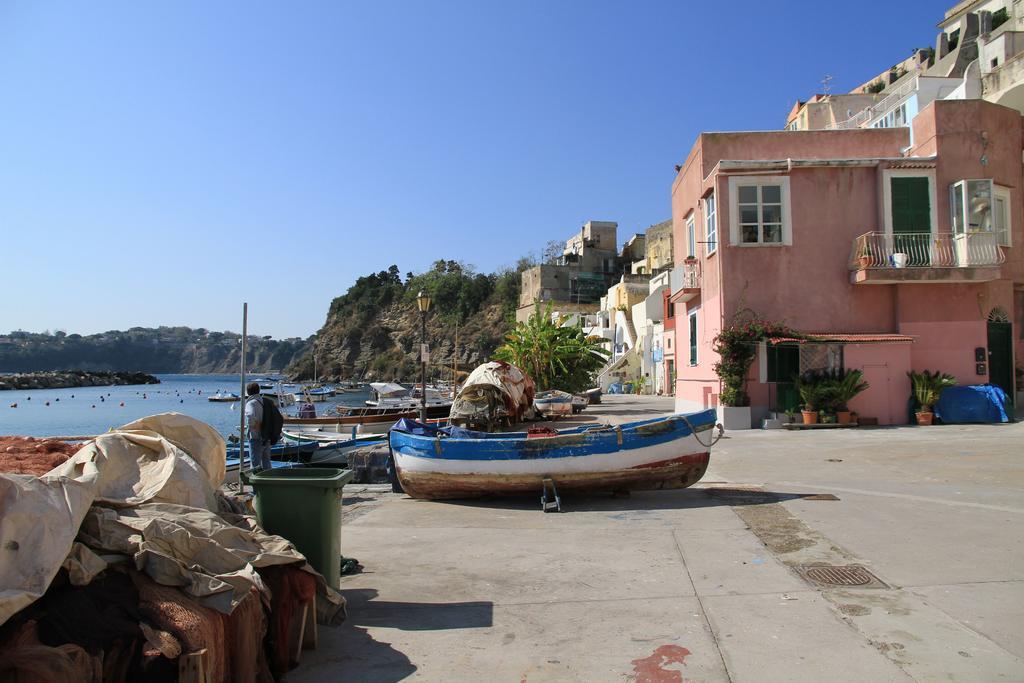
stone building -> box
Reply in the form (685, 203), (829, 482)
(516, 220), (621, 322)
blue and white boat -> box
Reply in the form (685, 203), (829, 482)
(388, 410), (721, 500)
(533, 390), (573, 418)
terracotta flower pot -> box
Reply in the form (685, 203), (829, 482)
(801, 410), (819, 425)
(915, 411), (934, 426)
(836, 410), (852, 424)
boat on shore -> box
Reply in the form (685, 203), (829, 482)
(534, 390), (573, 418)
(449, 361), (534, 431)
(389, 409), (721, 500)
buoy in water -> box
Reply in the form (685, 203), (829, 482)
(91, 405), (96, 408)
(119, 401), (125, 407)
(45, 401), (50, 406)
(9, 403), (16, 408)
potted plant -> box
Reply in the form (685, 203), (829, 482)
(794, 372), (821, 424)
(857, 242), (872, 268)
(907, 370), (956, 425)
(834, 368), (869, 424)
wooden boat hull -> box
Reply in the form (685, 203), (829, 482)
(391, 410), (717, 500)
(283, 412), (415, 428)
(398, 452), (708, 499)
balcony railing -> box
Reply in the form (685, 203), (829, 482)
(849, 231), (1005, 270)
(826, 75), (919, 130)
(679, 259), (700, 289)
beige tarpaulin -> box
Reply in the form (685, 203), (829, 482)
(0, 467), (98, 625)
(451, 361), (536, 423)
(0, 412), (344, 627)
(48, 412), (225, 510)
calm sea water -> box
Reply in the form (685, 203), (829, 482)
(0, 374), (372, 438)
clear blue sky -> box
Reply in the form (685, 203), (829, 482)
(0, 1), (947, 338)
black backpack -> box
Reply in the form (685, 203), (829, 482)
(260, 396), (284, 445)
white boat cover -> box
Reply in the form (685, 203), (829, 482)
(0, 412), (344, 626)
(370, 382), (408, 397)
(452, 361), (535, 423)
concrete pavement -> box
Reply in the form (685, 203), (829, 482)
(292, 396), (1024, 682)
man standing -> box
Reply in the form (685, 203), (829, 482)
(244, 382), (272, 471)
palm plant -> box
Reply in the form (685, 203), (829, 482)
(794, 371), (824, 412)
(494, 303), (610, 393)
(907, 370), (956, 412)
(835, 368), (870, 411)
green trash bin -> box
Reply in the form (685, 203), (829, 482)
(244, 467), (354, 589)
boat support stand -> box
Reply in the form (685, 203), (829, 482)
(541, 477), (561, 513)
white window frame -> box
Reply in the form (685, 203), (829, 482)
(993, 184), (1011, 247)
(728, 175), (792, 246)
(881, 168), (938, 237)
(685, 212), (696, 258)
(704, 194), (717, 256)
(688, 310), (698, 366)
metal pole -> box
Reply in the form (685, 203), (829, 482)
(420, 310), (427, 423)
(238, 302), (248, 484)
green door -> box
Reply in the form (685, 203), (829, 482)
(891, 177), (931, 265)
(987, 321), (1014, 402)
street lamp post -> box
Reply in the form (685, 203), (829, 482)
(416, 290), (432, 423)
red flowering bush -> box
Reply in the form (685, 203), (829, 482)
(712, 319), (802, 406)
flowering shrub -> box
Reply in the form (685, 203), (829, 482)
(712, 319), (802, 407)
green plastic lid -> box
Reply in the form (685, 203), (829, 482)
(245, 467), (355, 487)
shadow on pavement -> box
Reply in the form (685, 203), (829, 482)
(343, 588), (494, 631)
(435, 487), (837, 512)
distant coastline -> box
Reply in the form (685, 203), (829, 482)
(0, 370), (160, 391)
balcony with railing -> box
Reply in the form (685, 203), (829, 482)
(669, 258), (701, 303)
(849, 231), (1004, 284)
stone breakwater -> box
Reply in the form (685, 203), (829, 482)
(0, 370), (160, 391)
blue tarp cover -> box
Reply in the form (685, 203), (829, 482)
(934, 385), (1010, 424)
(392, 418), (439, 436)
(392, 418), (491, 439)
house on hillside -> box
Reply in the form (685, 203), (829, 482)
(671, 98), (1021, 426)
(517, 220), (621, 323)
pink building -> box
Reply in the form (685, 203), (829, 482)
(671, 99), (1022, 425)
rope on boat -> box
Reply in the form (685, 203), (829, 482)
(672, 415), (725, 449)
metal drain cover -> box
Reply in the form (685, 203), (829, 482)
(797, 564), (888, 589)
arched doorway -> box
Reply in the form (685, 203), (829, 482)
(986, 308), (1013, 399)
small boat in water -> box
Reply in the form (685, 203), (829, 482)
(366, 382), (453, 414)
(226, 439), (319, 462)
(389, 409), (721, 500)
(208, 391), (241, 402)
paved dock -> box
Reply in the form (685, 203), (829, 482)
(293, 396), (1024, 682)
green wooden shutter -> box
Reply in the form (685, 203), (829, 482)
(891, 177), (930, 234)
(891, 177), (931, 265)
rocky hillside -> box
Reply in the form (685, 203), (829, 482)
(0, 328), (310, 374)
(286, 262), (521, 381)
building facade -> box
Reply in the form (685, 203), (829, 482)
(672, 99), (1022, 425)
